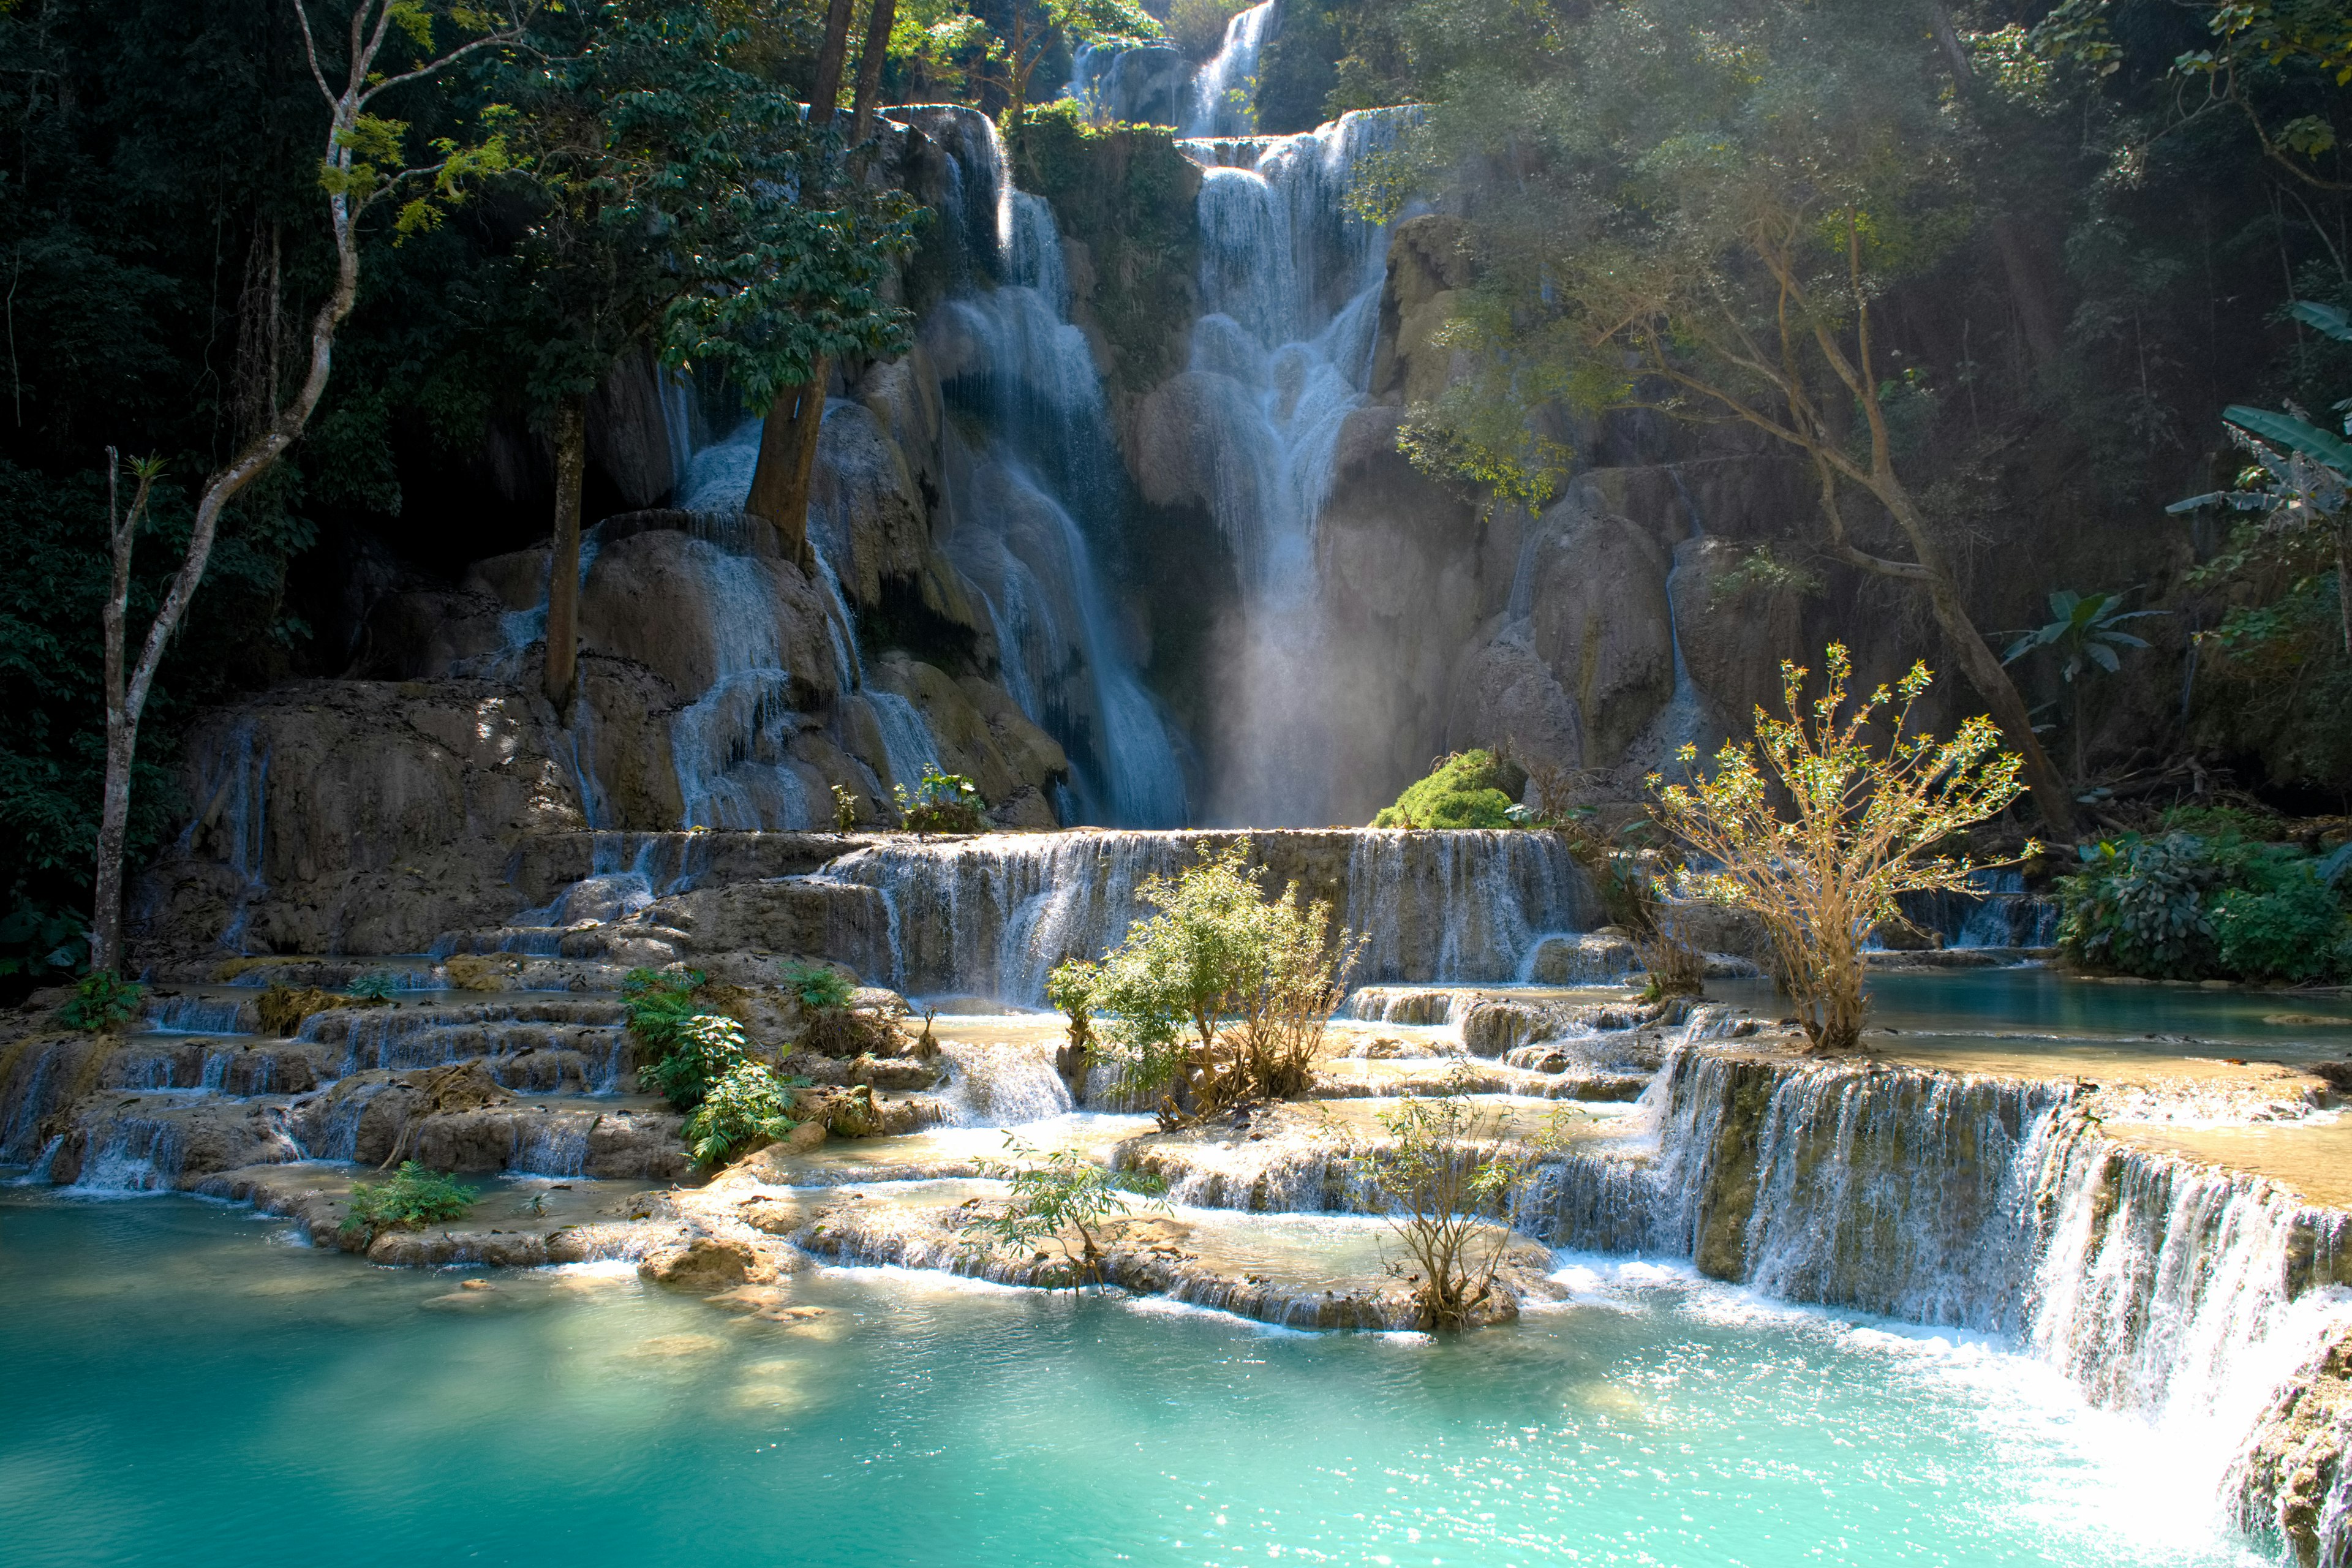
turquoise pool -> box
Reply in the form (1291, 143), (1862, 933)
(0, 1191), (2282, 1567)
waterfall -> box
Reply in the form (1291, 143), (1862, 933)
(179, 717), (270, 951)
(917, 109), (1189, 827)
(1528, 1049), (2352, 1520)
(1183, 0), (1277, 137)
(937, 1040), (1076, 1125)
(829, 828), (1594, 999)
(1896, 869), (2060, 949)
(1172, 109), (1409, 823)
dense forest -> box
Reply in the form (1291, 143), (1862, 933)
(3, 0), (2350, 984)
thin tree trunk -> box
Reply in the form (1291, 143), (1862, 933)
(544, 393), (587, 717)
(744, 360), (831, 564)
(91, 454), (149, 978)
(850, 0), (897, 145)
(2339, 524), (2351, 657)
(88, 3), (526, 972)
(810, 0), (856, 126)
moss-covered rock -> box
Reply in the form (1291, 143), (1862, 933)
(1371, 748), (1528, 828)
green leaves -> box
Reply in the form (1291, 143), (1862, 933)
(959, 1134), (1168, 1293)
(683, 1058), (809, 1167)
(340, 1161), (477, 1243)
(2001, 589), (2160, 685)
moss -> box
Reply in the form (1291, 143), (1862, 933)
(1371, 748), (1527, 829)
(1012, 104), (1200, 398)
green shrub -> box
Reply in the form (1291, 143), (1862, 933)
(57, 969), (144, 1032)
(1372, 749), (1523, 829)
(643, 1012), (750, 1111)
(345, 971), (399, 1003)
(960, 1134), (1169, 1293)
(620, 967), (708, 1056)
(2057, 834), (2225, 976)
(780, 959), (854, 1011)
(2214, 865), (2352, 983)
(682, 1059), (810, 1167)
(894, 770), (986, 835)
(339, 1162), (477, 1245)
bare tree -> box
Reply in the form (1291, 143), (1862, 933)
(88, 1), (530, 975)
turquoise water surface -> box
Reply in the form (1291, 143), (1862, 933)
(0, 1191), (2282, 1567)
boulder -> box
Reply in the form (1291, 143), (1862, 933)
(577, 529), (840, 711)
(1667, 535), (1809, 725)
(1522, 503), (1676, 767)
(1444, 619), (1587, 772)
(1369, 214), (1476, 406)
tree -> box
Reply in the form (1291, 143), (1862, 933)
(2002, 589), (2162, 785)
(658, 6), (921, 563)
(1651, 644), (2035, 1053)
(1350, 1077), (1572, 1330)
(959, 1133), (1169, 1293)
(1071, 840), (1363, 1123)
(88, 0), (530, 976)
(1372, 0), (2080, 839)
(973, 0), (1161, 127)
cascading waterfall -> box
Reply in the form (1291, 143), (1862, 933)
(1183, 0), (1277, 137)
(936, 1040), (1075, 1125)
(830, 827), (1594, 999)
(913, 108), (1189, 827)
(1174, 108), (1410, 823)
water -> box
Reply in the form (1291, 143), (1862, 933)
(1185, 0), (1275, 136)
(0, 1192), (2283, 1567)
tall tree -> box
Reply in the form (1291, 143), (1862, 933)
(89, 0), (528, 975)
(1375, 0), (2081, 836)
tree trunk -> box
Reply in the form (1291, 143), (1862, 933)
(743, 360), (831, 564)
(544, 394), (587, 718)
(1918, 570), (2078, 838)
(90, 458), (142, 976)
(850, 0), (897, 145)
(810, 0), (856, 126)
(2338, 523), (2351, 657)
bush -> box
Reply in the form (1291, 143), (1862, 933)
(345, 971), (399, 1003)
(339, 1161), (477, 1245)
(682, 1059), (810, 1167)
(780, 959), (854, 1011)
(2214, 872), (2350, 983)
(2056, 833), (2225, 977)
(620, 967), (709, 1057)
(57, 969), (145, 1032)
(1351, 1079), (1575, 1330)
(1077, 840), (1363, 1121)
(1372, 749), (1525, 829)
(894, 770), (986, 835)
(642, 1012), (751, 1111)
(1653, 647), (2031, 1052)
(959, 1134), (1169, 1294)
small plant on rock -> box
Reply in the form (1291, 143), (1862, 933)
(345, 971), (399, 1004)
(1352, 1077), (1575, 1330)
(643, 1012), (752, 1112)
(339, 1161), (478, 1247)
(683, 1058), (811, 1167)
(780, 959), (855, 1011)
(1650, 646), (2033, 1052)
(620, 965), (708, 1054)
(57, 969), (144, 1032)
(959, 1134), (1169, 1295)
(1554, 820), (1705, 1000)
(894, 769), (986, 835)
(831, 782), (861, 832)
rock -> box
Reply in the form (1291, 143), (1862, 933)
(1370, 214), (1476, 405)
(585, 347), (675, 509)
(2234, 1325), (2352, 1566)
(639, 1236), (763, 1289)
(1668, 534), (1808, 727)
(578, 528), (840, 710)
(1522, 502), (1675, 767)
(1444, 619), (1586, 774)
(1524, 933), (1638, 984)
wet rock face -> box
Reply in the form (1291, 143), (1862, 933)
(130, 680), (590, 962)
(1522, 504), (1676, 769)
(2235, 1329), (2352, 1567)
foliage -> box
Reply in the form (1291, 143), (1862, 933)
(1708, 545), (1825, 606)
(894, 769), (987, 834)
(1046, 956), (1098, 1055)
(346, 971), (401, 1003)
(56, 968), (144, 1032)
(831, 782), (861, 832)
(1166, 0), (1249, 61)
(682, 1058), (810, 1167)
(960, 1133), (1169, 1293)
(642, 1011), (753, 1112)
(2059, 829), (2351, 981)
(780, 959), (856, 1011)
(1351, 1077), (1574, 1330)
(619, 967), (710, 1057)
(1653, 646), (2034, 1052)
(1372, 748), (1520, 829)
(1076, 841), (1363, 1120)
(2057, 833), (2228, 976)
(0, 905), (89, 986)
(339, 1161), (478, 1244)
(2002, 589), (2162, 783)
